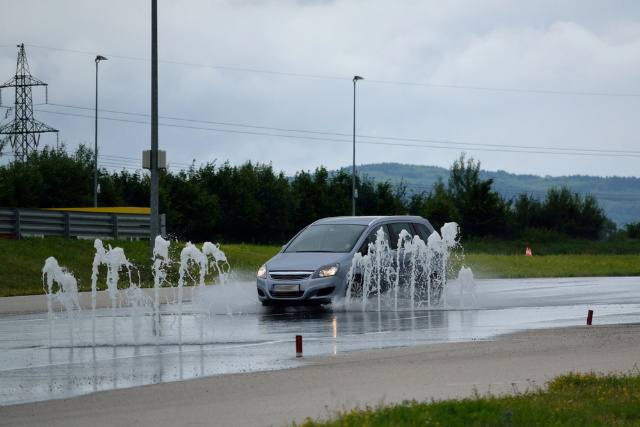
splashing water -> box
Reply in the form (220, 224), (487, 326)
(43, 238), (233, 347)
(42, 257), (82, 346)
(152, 235), (170, 341)
(454, 266), (477, 308)
(344, 222), (476, 311)
(91, 239), (136, 346)
(175, 241), (232, 342)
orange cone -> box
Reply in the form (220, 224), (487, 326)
(525, 247), (532, 256)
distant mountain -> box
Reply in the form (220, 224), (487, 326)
(355, 163), (640, 227)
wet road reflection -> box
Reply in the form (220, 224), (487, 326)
(0, 277), (638, 406)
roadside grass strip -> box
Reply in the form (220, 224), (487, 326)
(293, 368), (640, 427)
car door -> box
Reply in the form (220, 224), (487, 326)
(354, 224), (395, 294)
(386, 222), (415, 290)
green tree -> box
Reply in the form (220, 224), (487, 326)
(415, 178), (460, 231)
(252, 163), (294, 242)
(448, 153), (508, 238)
(539, 186), (606, 239)
(374, 181), (405, 214)
(101, 169), (149, 208)
(161, 164), (221, 242)
(355, 174), (377, 215)
(327, 168), (352, 216)
(625, 221), (640, 239)
(0, 144), (93, 208)
(509, 193), (543, 237)
(0, 158), (44, 206)
(291, 170), (319, 231)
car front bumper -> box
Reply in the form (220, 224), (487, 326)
(256, 275), (344, 305)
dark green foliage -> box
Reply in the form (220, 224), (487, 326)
(514, 186), (607, 240)
(626, 221), (640, 239)
(291, 167), (331, 232)
(448, 153), (509, 238)
(325, 168), (353, 216)
(161, 165), (221, 242)
(0, 144), (94, 207)
(0, 147), (613, 243)
(101, 169), (150, 207)
(412, 178), (460, 231)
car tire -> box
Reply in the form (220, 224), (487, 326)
(428, 269), (445, 306)
(348, 275), (363, 298)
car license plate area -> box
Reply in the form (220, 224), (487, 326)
(272, 284), (300, 293)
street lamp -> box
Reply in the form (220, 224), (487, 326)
(94, 55), (107, 208)
(352, 75), (363, 216)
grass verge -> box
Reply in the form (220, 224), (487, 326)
(460, 253), (640, 279)
(293, 369), (640, 426)
(0, 237), (638, 297)
(0, 237), (281, 297)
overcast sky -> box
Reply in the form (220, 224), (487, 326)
(1, 0), (639, 179)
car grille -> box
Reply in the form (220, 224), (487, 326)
(268, 290), (305, 298)
(269, 271), (313, 281)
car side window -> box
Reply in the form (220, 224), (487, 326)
(413, 223), (433, 242)
(359, 225), (391, 254)
(387, 222), (413, 249)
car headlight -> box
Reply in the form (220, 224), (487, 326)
(313, 263), (339, 278)
(257, 264), (267, 279)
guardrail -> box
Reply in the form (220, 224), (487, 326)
(0, 208), (165, 240)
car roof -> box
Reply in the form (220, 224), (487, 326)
(310, 216), (431, 227)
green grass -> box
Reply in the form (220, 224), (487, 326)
(462, 233), (640, 255)
(294, 369), (640, 426)
(459, 253), (640, 279)
(0, 237), (281, 297)
(0, 236), (638, 297)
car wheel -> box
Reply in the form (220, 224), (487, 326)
(428, 270), (445, 306)
(348, 275), (363, 298)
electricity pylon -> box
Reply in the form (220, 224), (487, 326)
(0, 43), (58, 161)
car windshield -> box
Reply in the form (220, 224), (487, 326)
(284, 224), (367, 253)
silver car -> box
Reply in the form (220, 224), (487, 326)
(256, 216), (437, 305)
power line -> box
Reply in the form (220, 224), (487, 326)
(21, 44), (640, 98)
(365, 79), (640, 98)
(42, 103), (640, 155)
(34, 103), (640, 159)
(0, 148), (192, 172)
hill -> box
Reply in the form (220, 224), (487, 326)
(356, 163), (640, 228)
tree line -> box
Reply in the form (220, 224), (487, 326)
(0, 145), (623, 244)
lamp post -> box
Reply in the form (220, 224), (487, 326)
(150, 0), (160, 257)
(352, 75), (363, 216)
(94, 55), (107, 208)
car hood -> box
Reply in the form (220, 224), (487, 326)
(267, 252), (351, 272)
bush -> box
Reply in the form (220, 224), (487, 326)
(626, 221), (640, 239)
(520, 227), (566, 244)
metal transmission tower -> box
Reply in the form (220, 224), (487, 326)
(0, 43), (58, 161)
